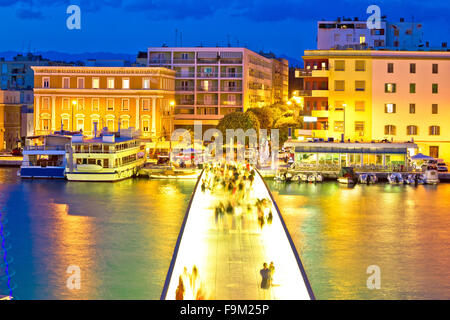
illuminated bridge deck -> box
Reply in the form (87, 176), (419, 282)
(161, 169), (314, 300)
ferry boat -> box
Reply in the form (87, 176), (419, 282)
(19, 135), (72, 179)
(65, 130), (145, 182)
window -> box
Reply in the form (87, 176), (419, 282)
(334, 121), (344, 132)
(407, 125), (418, 135)
(385, 103), (396, 113)
(409, 103), (416, 114)
(334, 80), (345, 91)
(76, 119), (84, 132)
(62, 98), (70, 110)
(106, 119), (114, 132)
(385, 83), (396, 93)
(355, 80), (365, 91)
(410, 63), (416, 73)
(355, 101), (365, 112)
(334, 101), (345, 111)
(77, 98), (84, 111)
(142, 119), (150, 132)
(387, 63), (394, 73)
(410, 83), (416, 93)
(42, 119), (50, 130)
(92, 98), (99, 111)
(429, 126), (440, 136)
(355, 60), (365, 71)
(43, 77), (50, 88)
(143, 78), (150, 89)
(62, 118), (69, 131)
(432, 64), (438, 74)
(142, 99), (150, 111)
(107, 98), (114, 111)
(385, 125), (396, 135)
(63, 77), (70, 88)
(122, 78), (130, 89)
(429, 146), (439, 158)
(432, 104), (438, 114)
(77, 77), (85, 89)
(121, 119), (129, 129)
(121, 99), (129, 111)
(355, 121), (365, 132)
(335, 60), (345, 71)
(107, 78), (115, 89)
(359, 35), (366, 44)
(42, 97), (50, 110)
(92, 78), (100, 89)
(432, 83), (438, 94)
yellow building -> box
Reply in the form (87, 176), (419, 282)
(298, 50), (450, 161)
(32, 66), (175, 140)
(0, 90), (21, 151)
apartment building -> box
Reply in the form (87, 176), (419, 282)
(0, 90), (21, 151)
(147, 47), (274, 131)
(32, 66), (175, 139)
(297, 50), (450, 161)
(317, 18), (387, 50)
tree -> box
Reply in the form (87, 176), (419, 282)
(217, 111), (260, 133)
(246, 107), (275, 129)
(274, 116), (302, 146)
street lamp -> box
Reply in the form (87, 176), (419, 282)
(342, 103), (347, 142)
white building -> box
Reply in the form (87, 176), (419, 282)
(317, 18), (387, 50)
(147, 47), (274, 131)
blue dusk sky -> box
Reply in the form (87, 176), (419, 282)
(0, 0), (449, 61)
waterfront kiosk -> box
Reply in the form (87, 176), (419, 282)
(285, 142), (418, 167)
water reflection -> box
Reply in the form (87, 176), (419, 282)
(0, 168), (195, 299)
(267, 180), (450, 300)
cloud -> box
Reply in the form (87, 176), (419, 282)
(16, 8), (44, 20)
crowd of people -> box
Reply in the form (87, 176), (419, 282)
(175, 265), (208, 300)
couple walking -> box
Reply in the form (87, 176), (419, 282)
(260, 262), (275, 290)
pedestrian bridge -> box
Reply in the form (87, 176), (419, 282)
(161, 167), (315, 300)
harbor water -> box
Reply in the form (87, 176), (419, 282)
(1, 167), (449, 299)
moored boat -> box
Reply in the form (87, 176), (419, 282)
(337, 167), (357, 185)
(358, 173), (378, 184)
(65, 130), (145, 182)
(388, 172), (404, 185)
(424, 169), (439, 185)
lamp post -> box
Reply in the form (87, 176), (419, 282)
(342, 103), (347, 142)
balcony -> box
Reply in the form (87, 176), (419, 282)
(175, 72), (195, 78)
(176, 99), (195, 106)
(173, 58), (195, 64)
(197, 58), (219, 64)
(296, 68), (329, 78)
(312, 69), (330, 77)
(221, 86), (242, 92)
(148, 59), (171, 65)
(175, 86), (195, 92)
(220, 73), (242, 78)
(197, 86), (219, 92)
(197, 73), (218, 78)
(197, 99), (218, 106)
(220, 59), (243, 64)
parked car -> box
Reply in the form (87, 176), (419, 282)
(436, 160), (448, 172)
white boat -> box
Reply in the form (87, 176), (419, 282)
(424, 169), (440, 185)
(359, 173), (378, 184)
(299, 173), (309, 182)
(337, 167), (357, 185)
(19, 135), (72, 179)
(388, 172), (404, 185)
(405, 173), (425, 185)
(65, 131), (145, 182)
(307, 173), (323, 183)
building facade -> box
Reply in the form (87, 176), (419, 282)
(0, 90), (21, 151)
(297, 50), (450, 161)
(32, 66), (176, 140)
(317, 18), (387, 50)
(147, 47), (274, 131)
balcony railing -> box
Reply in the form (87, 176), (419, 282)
(197, 73), (218, 78)
(175, 86), (195, 91)
(197, 86), (218, 92)
(221, 100), (242, 106)
(197, 99), (218, 105)
(197, 59), (219, 64)
(176, 100), (195, 106)
(221, 86), (242, 92)
(175, 72), (195, 78)
(148, 59), (171, 65)
(173, 58), (195, 64)
(25, 145), (66, 151)
(220, 59), (243, 64)
(220, 73), (242, 78)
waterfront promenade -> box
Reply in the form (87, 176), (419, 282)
(161, 166), (314, 300)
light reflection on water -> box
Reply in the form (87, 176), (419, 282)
(266, 180), (450, 300)
(0, 168), (195, 299)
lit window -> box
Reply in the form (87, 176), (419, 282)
(122, 78), (130, 89)
(359, 35), (366, 44)
(385, 103), (396, 113)
(385, 83), (396, 93)
(107, 78), (115, 89)
(92, 78), (100, 89)
(355, 101), (365, 112)
(143, 78), (150, 89)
